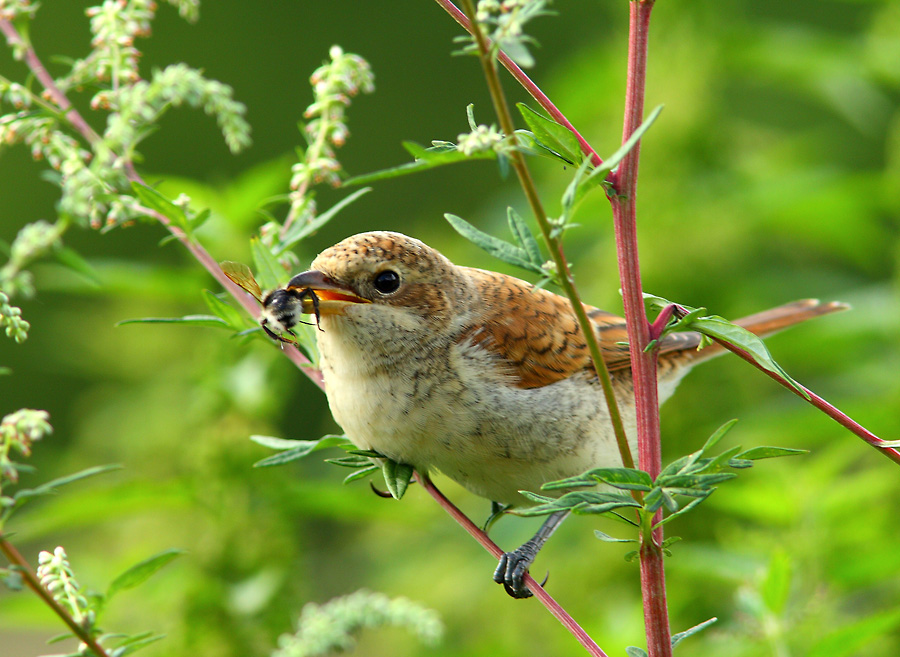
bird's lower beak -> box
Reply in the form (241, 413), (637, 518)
(285, 270), (370, 315)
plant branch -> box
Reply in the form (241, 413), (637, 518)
(416, 473), (608, 657)
(434, 0), (602, 167)
(607, 1), (671, 656)
(710, 337), (900, 466)
(458, 0), (634, 470)
(0, 536), (111, 657)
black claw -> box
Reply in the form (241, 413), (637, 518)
(369, 481), (393, 498)
(494, 542), (539, 599)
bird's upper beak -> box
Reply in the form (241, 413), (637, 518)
(285, 270), (370, 315)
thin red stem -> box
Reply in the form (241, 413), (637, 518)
(712, 338), (900, 466)
(609, 2), (671, 656)
(416, 473), (608, 657)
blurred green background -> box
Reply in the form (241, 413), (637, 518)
(2, 1), (899, 656)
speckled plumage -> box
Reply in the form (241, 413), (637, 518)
(265, 231), (845, 506)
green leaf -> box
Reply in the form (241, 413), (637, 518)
(14, 464), (122, 502)
(653, 491), (712, 529)
(112, 632), (166, 656)
(543, 467), (653, 492)
(279, 187), (372, 252)
(671, 617), (717, 649)
(516, 104), (581, 165)
(250, 237), (287, 292)
(203, 290), (245, 329)
(116, 315), (231, 329)
(626, 647), (649, 657)
(735, 446), (808, 460)
(344, 141), (495, 186)
(588, 104), (664, 183)
(326, 455), (375, 468)
(131, 182), (189, 232)
(54, 247), (101, 287)
(381, 459), (414, 500)
(594, 530), (636, 543)
(514, 130), (577, 166)
(507, 207), (542, 266)
(252, 435), (350, 467)
(107, 549), (186, 601)
(656, 472), (737, 489)
(343, 465), (379, 484)
(444, 213), (544, 275)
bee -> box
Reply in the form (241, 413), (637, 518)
(221, 261), (321, 345)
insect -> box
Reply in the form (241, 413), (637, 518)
(221, 261), (321, 344)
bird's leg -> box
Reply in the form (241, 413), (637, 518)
(493, 509), (570, 599)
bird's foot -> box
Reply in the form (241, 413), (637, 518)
(493, 540), (540, 599)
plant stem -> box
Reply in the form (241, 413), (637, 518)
(608, 1), (671, 656)
(458, 0), (634, 470)
(709, 337), (900, 466)
(0, 537), (111, 657)
(416, 473), (609, 657)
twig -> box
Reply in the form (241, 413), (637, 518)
(416, 473), (609, 657)
(0, 537), (111, 657)
(711, 337), (900, 466)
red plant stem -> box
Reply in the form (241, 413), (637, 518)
(609, 2), (671, 656)
(433, 0), (602, 166)
(712, 338), (900, 466)
(416, 473), (609, 657)
(0, 537), (111, 657)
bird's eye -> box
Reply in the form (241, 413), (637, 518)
(373, 269), (401, 294)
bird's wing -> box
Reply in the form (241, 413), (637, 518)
(459, 268), (635, 389)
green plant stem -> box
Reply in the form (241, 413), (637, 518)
(458, 0), (634, 471)
(416, 473), (609, 657)
(0, 536), (110, 657)
(434, 0), (603, 166)
(608, 2), (671, 656)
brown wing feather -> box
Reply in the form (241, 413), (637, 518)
(459, 268), (631, 388)
(458, 268), (847, 390)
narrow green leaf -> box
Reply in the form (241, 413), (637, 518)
(250, 434), (349, 451)
(279, 187), (372, 252)
(114, 633), (166, 656)
(250, 237), (286, 292)
(588, 104), (664, 182)
(444, 213), (543, 275)
(203, 290), (245, 329)
(574, 500), (642, 515)
(735, 446), (808, 460)
(514, 130), (576, 165)
(507, 207), (542, 267)
(594, 530), (636, 543)
(189, 208), (211, 232)
(671, 617), (717, 649)
(326, 455), (374, 469)
(516, 104), (581, 165)
(131, 182), (189, 231)
(381, 459), (414, 500)
(653, 491), (712, 529)
(343, 465), (379, 484)
(699, 419), (739, 458)
(107, 549), (186, 601)
(54, 247), (101, 286)
(656, 472), (737, 489)
(544, 467), (653, 491)
(116, 315), (231, 329)
(344, 141), (494, 186)
(14, 464), (122, 501)
(625, 647), (649, 657)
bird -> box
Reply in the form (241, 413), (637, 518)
(258, 230), (846, 598)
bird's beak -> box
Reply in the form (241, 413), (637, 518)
(285, 270), (370, 315)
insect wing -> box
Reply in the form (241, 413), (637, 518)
(221, 261), (263, 302)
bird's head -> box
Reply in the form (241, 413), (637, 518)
(261, 232), (472, 340)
